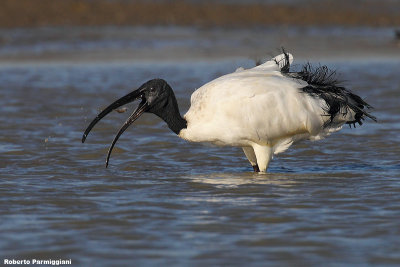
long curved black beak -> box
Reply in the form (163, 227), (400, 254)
(82, 88), (149, 167)
(105, 99), (148, 167)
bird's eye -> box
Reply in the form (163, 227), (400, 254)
(150, 87), (155, 92)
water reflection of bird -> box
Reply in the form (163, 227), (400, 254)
(82, 50), (376, 173)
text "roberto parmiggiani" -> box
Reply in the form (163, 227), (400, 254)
(4, 259), (72, 265)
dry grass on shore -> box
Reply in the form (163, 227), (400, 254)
(0, 0), (399, 28)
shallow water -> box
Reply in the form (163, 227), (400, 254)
(0, 57), (399, 266)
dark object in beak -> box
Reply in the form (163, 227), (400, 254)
(82, 88), (149, 167)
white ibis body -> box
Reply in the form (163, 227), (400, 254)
(82, 51), (376, 173)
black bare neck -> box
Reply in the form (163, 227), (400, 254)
(153, 92), (187, 135)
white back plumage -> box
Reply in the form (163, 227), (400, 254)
(178, 52), (375, 172)
(181, 53), (337, 152)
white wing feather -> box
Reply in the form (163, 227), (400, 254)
(181, 53), (338, 154)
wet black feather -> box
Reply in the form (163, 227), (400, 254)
(274, 47), (291, 73)
(276, 49), (377, 128)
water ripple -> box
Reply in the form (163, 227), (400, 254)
(0, 60), (399, 266)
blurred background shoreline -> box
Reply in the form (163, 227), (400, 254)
(0, 0), (399, 63)
(1, 0), (399, 28)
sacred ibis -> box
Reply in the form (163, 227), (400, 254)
(82, 50), (376, 172)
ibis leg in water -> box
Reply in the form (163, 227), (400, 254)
(82, 50), (376, 173)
